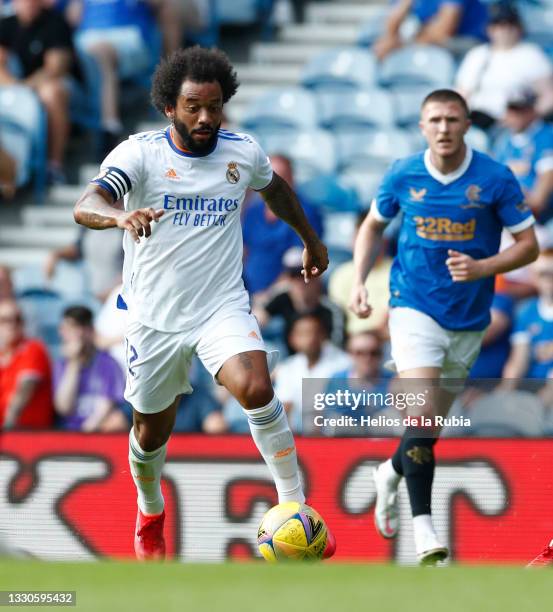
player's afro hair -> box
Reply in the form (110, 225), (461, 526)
(151, 46), (239, 114)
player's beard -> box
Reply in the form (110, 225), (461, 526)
(173, 117), (220, 154)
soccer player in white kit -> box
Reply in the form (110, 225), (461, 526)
(73, 47), (334, 560)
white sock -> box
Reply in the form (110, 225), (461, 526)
(244, 395), (305, 504)
(128, 428), (166, 516)
(413, 514), (437, 552)
(381, 458), (402, 486)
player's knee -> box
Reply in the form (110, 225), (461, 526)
(134, 426), (170, 452)
(236, 377), (274, 410)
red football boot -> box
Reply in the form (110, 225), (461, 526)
(322, 528), (336, 559)
(527, 539), (553, 567)
(134, 509), (166, 561)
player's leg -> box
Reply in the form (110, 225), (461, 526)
(374, 308), (450, 563)
(197, 306), (336, 557)
(217, 350), (305, 505)
(124, 321), (193, 560)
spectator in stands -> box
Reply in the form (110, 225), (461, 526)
(0, 298), (53, 429)
(255, 246), (345, 353)
(503, 250), (553, 382)
(456, 3), (553, 130)
(0, 0), (79, 183)
(0, 266), (14, 300)
(372, 0), (488, 60)
(493, 88), (553, 225)
(53, 304), (127, 431)
(328, 211), (391, 338)
(68, 0), (157, 154)
(242, 154), (322, 298)
(45, 226), (123, 302)
(0, 144), (16, 198)
(469, 292), (514, 379)
(274, 311), (351, 431)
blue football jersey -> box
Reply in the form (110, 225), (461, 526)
(373, 148), (534, 331)
(512, 298), (553, 378)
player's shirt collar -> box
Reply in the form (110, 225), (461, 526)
(424, 146), (473, 185)
(165, 126), (218, 158)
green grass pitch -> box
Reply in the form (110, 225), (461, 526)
(0, 560), (549, 612)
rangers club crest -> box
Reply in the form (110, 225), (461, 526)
(226, 161), (240, 184)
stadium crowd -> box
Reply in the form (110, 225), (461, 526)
(2, 0), (553, 435)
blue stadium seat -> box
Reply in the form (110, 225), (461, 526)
(357, 8), (391, 47)
(519, 3), (553, 47)
(335, 127), (415, 171)
(17, 288), (66, 356)
(301, 47), (378, 93)
(214, 0), (272, 24)
(465, 126), (490, 153)
(317, 87), (396, 130)
(298, 173), (361, 212)
(0, 85), (47, 202)
(393, 86), (434, 128)
(339, 169), (384, 208)
(379, 45), (455, 89)
(241, 87), (318, 135)
(257, 128), (336, 181)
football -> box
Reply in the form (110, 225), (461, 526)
(257, 502), (328, 562)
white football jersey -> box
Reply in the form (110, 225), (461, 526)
(92, 126), (273, 332)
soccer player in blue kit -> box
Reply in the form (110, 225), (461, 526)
(350, 89), (539, 565)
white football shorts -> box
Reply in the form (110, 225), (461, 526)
(388, 307), (485, 379)
(124, 304), (272, 413)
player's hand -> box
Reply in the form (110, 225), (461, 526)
(116, 208), (164, 243)
(446, 249), (486, 282)
(302, 240), (329, 283)
(349, 283), (372, 319)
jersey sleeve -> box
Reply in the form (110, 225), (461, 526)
(371, 162), (401, 223)
(91, 138), (143, 201)
(248, 139), (274, 191)
(495, 165), (535, 233)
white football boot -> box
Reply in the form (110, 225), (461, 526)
(373, 461), (401, 539)
(416, 533), (449, 566)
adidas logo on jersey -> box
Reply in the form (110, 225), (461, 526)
(165, 168), (180, 180)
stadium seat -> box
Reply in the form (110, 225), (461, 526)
(335, 127), (414, 172)
(519, 3), (553, 48)
(241, 87), (318, 135)
(298, 173), (361, 212)
(13, 261), (89, 301)
(357, 8), (391, 47)
(215, 0), (272, 24)
(301, 47), (378, 93)
(465, 390), (545, 438)
(256, 128), (336, 181)
(0, 85), (47, 202)
(339, 169), (384, 208)
(17, 288), (66, 356)
(322, 211), (357, 250)
(379, 45), (456, 89)
(393, 86), (434, 128)
(317, 87), (396, 130)
(465, 126), (490, 153)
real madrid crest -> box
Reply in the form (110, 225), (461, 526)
(226, 161), (240, 184)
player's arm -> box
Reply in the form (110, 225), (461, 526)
(416, 3), (461, 45)
(349, 210), (387, 318)
(446, 226), (539, 282)
(74, 184), (164, 244)
(259, 172), (328, 281)
(525, 169), (553, 217)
